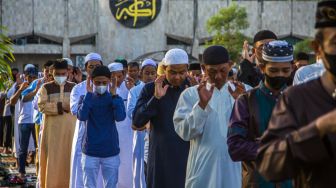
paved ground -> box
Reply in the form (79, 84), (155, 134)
(0, 153), (36, 187)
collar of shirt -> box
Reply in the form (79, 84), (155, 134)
(163, 79), (190, 90)
(135, 79), (142, 86)
(259, 81), (286, 99)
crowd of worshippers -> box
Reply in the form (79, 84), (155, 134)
(0, 1), (336, 188)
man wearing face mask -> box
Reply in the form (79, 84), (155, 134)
(20, 60), (54, 176)
(238, 30), (278, 87)
(78, 65), (126, 188)
(256, 1), (336, 187)
(227, 40), (294, 188)
(37, 59), (76, 187)
(70, 52), (103, 188)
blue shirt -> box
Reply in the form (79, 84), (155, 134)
(127, 81), (145, 119)
(293, 60), (325, 85)
(22, 78), (44, 125)
(77, 92), (126, 157)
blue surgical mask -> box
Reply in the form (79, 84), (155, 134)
(94, 85), (107, 95)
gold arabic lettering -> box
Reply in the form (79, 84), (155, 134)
(115, 0), (157, 27)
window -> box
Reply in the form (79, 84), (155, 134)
(71, 36), (96, 45)
(12, 35), (61, 45)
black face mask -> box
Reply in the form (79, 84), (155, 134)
(264, 74), (288, 90)
(323, 52), (336, 77)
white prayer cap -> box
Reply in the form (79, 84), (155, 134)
(108, 62), (124, 72)
(85, 53), (102, 63)
(24, 64), (35, 71)
(141, 59), (157, 68)
(163, 49), (189, 66)
(63, 58), (73, 67)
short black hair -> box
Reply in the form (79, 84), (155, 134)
(296, 52), (309, 61)
(92, 66), (111, 79)
(115, 58), (128, 68)
(43, 60), (54, 69)
(11, 68), (19, 72)
(253, 30), (277, 44)
(127, 61), (140, 69)
(53, 59), (68, 70)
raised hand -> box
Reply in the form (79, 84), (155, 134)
(228, 81), (246, 99)
(125, 77), (135, 90)
(19, 82), (29, 91)
(86, 76), (93, 93)
(187, 73), (199, 86)
(16, 73), (23, 84)
(154, 75), (169, 99)
(242, 40), (255, 63)
(74, 69), (82, 83)
(68, 72), (74, 82)
(34, 80), (42, 93)
(110, 76), (117, 95)
(197, 77), (215, 109)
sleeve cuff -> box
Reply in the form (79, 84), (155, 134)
(288, 122), (331, 162)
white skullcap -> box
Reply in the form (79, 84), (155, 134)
(63, 58), (73, 67)
(141, 59), (157, 69)
(108, 62), (124, 72)
(24, 64), (35, 71)
(85, 53), (102, 63)
(164, 49), (189, 66)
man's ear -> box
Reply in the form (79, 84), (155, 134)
(259, 63), (266, 74)
(252, 47), (256, 54)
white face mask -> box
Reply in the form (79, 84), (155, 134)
(54, 76), (67, 85)
(94, 85), (108, 95)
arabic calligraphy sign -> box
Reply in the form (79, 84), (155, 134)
(110, 0), (161, 28)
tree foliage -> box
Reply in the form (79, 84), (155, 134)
(294, 39), (313, 55)
(206, 4), (250, 62)
(0, 26), (15, 91)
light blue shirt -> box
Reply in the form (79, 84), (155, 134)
(293, 60), (325, 85)
(126, 81), (145, 119)
(22, 78), (45, 125)
(127, 81), (147, 188)
(19, 79), (41, 124)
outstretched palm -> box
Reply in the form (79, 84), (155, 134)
(228, 81), (245, 99)
(110, 77), (117, 95)
(154, 75), (169, 99)
(86, 76), (93, 93)
(198, 77), (214, 109)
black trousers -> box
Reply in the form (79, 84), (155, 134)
(0, 117), (3, 147)
(2, 116), (12, 148)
